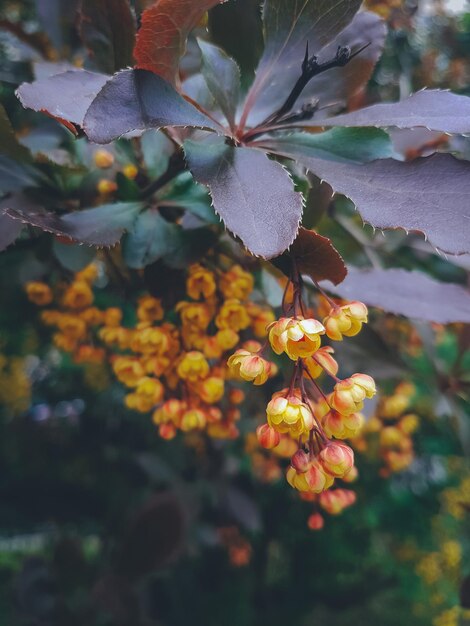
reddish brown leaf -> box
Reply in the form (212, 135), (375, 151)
(275, 227), (347, 286)
(292, 227), (347, 285)
(134, 0), (225, 85)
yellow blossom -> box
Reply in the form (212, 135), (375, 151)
(268, 317), (325, 360)
(219, 265), (254, 300)
(323, 301), (368, 341)
(177, 351), (210, 382)
(215, 299), (251, 331)
(25, 282), (53, 306)
(186, 264), (216, 300)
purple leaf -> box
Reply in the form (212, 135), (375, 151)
(247, 10), (386, 126)
(184, 137), (303, 258)
(322, 267), (470, 324)
(17, 70), (109, 126)
(83, 69), (222, 144)
(5, 200), (143, 246)
(198, 39), (240, 127)
(312, 90), (470, 135)
(0, 213), (23, 251)
(78, 0), (136, 74)
(240, 0), (362, 127)
(262, 146), (470, 255)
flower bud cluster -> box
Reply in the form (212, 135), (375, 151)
(26, 262), (276, 442)
(231, 279), (376, 529)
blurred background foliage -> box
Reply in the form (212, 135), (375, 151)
(0, 1), (469, 625)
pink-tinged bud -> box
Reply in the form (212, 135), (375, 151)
(256, 424), (281, 449)
(287, 465), (325, 493)
(159, 423), (177, 440)
(323, 301), (368, 341)
(307, 512), (324, 531)
(331, 373), (376, 415)
(319, 442), (355, 478)
(318, 489), (356, 515)
(323, 410), (364, 439)
(342, 466), (359, 483)
(291, 449), (311, 473)
(268, 317), (325, 360)
(227, 349), (273, 385)
(303, 346), (338, 379)
(266, 389), (315, 438)
(305, 461), (330, 493)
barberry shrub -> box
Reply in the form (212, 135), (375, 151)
(2, 0), (470, 531)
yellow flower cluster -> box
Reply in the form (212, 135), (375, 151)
(353, 382), (419, 476)
(0, 354), (31, 415)
(227, 275), (376, 524)
(26, 262), (277, 441)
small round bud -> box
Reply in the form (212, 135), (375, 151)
(256, 424), (280, 449)
(307, 512), (324, 531)
(291, 449), (311, 473)
(94, 149), (114, 169)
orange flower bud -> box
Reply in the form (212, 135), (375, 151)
(113, 356), (145, 387)
(216, 329), (239, 351)
(137, 295), (164, 322)
(94, 149), (114, 168)
(331, 373), (376, 415)
(319, 489), (356, 515)
(319, 442), (355, 478)
(181, 408), (206, 432)
(25, 281), (53, 306)
(215, 299), (251, 331)
(57, 315), (87, 340)
(247, 304), (276, 338)
(219, 265), (254, 300)
(291, 449), (311, 473)
(177, 301), (212, 331)
(227, 349), (273, 385)
(268, 317), (325, 360)
(266, 389), (314, 438)
(398, 413), (419, 435)
(380, 426), (403, 448)
(80, 307), (103, 325)
(287, 461), (331, 493)
(197, 376), (225, 404)
(342, 466), (358, 483)
(303, 346), (339, 379)
(130, 326), (170, 355)
(103, 307), (123, 327)
(186, 264), (216, 300)
(228, 388), (245, 405)
(323, 301), (368, 341)
(97, 179), (117, 195)
(177, 351), (210, 382)
(322, 410), (364, 439)
(62, 281), (94, 310)
(153, 398), (186, 425)
(122, 163), (138, 179)
(256, 424), (281, 449)
(159, 423), (177, 440)
(307, 512), (324, 531)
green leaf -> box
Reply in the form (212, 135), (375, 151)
(184, 136), (303, 258)
(123, 209), (181, 269)
(6, 201), (144, 246)
(78, 0), (136, 74)
(161, 173), (218, 224)
(141, 130), (173, 178)
(198, 39), (241, 127)
(259, 128), (394, 164)
(52, 239), (96, 271)
(166, 228), (218, 268)
(0, 103), (32, 163)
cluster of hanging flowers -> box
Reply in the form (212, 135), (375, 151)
(227, 262), (377, 530)
(25, 261), (277, 441)
(26, 256), (381, 529)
